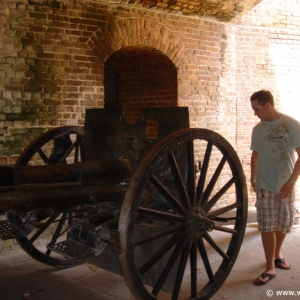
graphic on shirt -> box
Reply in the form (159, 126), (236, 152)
(265, 122), (289, 165)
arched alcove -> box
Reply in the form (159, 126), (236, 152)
(104, 46), (178, 124)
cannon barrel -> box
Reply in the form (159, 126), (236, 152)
(0, 159), (133, 212)
(0, 185), (128, 212)
(0, 159), (133, 187)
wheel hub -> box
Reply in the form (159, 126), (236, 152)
(186, 207), (214, 239)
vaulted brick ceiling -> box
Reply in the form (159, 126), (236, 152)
(104, 0), (262, 22)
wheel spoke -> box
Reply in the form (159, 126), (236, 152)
(186, 140), (196, 206)
(168, 151), (192, 210)
(139, 233), (184, 276)
(198, 236), (215, 282)
(135, 223), (184, 246)
(202, 231), (230, 260)
(202, 155), (228, 207)
(151, 237), (189, 296)
(197, 142), (213, 206)
(172, 240), (192, 300)
(207, 202), (240, 218)
(29, 212), (60, 243)
(73, 138), (81, 163)
(46, 212), (68, 256)
(190, 240), (198, 298)
(57, 140), (77, 164)
(68, 211), (73, 225)
(38, 148), (49, 164)
(213, 216), (237, 222)
(204, 177), (237, 213)
(150, 175), (188, 215)
(138, 206), (185, 222)
(213, 226), (238, 234)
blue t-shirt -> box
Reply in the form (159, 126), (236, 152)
(250, 114), (300, 193)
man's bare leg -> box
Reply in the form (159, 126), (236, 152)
(274, 230), (290, 268)
(261, 231), (276, 275)
(254, 231), (276, 284)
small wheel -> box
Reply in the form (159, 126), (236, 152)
(15, 126), (85, 268)
(16, 126), (84, 166)
(119, 128), (248, 300)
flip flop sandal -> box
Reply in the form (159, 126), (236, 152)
(254, 273), (276, 285)
(274, 258), (291, 270)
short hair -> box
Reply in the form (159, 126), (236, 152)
(250, 90), (274, 107)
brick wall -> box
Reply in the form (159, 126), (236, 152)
(235, 0), (300, 206)
(1, 0), (300, 209)
(0, 0), (227, 163)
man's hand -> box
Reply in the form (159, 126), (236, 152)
(250, 179), (256, 192)
(279, 181), (294, 199)
(250, 150), (258, 193)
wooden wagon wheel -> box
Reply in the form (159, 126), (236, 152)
(119, 128), (248, 300)
(15, 126), (86, 268)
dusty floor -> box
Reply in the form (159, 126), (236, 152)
(0, 222), (300, 300)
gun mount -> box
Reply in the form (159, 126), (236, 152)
(0, 107), (248, 300)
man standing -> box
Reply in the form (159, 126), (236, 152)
(250, 90), (300, 285)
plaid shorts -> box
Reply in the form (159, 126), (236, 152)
(256, 189), (296, 233)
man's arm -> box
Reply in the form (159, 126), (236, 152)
(251, 150), (258, 192)
(279, 146), (300, 198)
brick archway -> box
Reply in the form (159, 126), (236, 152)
(87, 18), (190, 67)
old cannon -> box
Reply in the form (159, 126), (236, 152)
(0, 107), (248, 300)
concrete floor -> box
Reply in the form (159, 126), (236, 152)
(1, 222), (300, 300)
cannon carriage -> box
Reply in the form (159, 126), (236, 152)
(0, 107), (248, 300)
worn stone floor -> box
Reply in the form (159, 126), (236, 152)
(1, 222), (300, 300)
